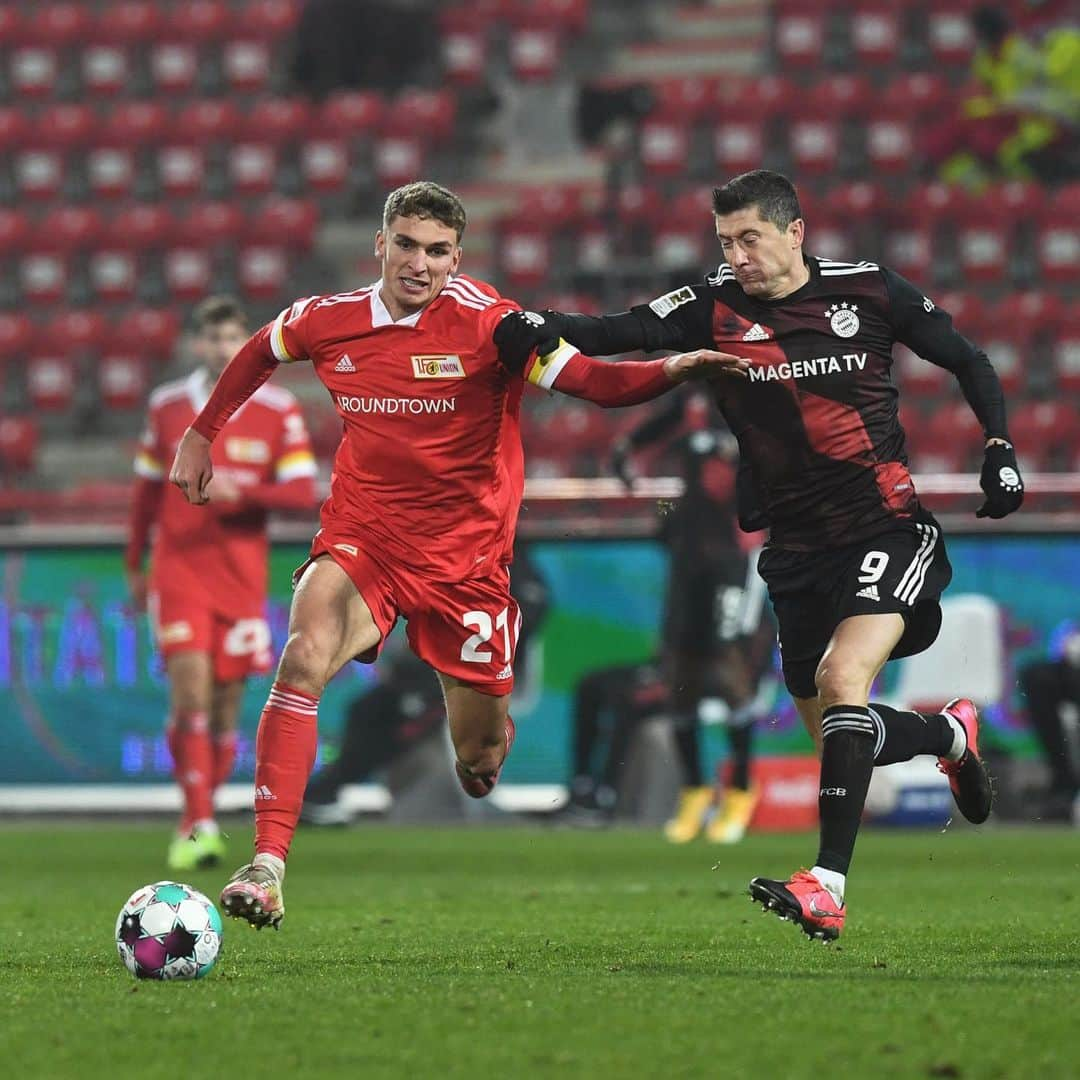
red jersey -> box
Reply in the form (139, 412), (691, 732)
(266, 277), (573, 579)
(133, 368), (316, 614)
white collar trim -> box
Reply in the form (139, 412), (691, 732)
(371, 283), (426, 328)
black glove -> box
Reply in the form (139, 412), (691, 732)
(493, 310), (560, 374)
(976, 441), (1024, 519)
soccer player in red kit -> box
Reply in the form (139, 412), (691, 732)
(126, 296), (318, 872)
(168, 182), (749, 929)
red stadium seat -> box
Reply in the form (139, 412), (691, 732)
(157, 145), (207, 199)
(229, 142), (278, 196)
(248, 98), (312, 145)
(849, 4), (902, 65)
(807, 74), (873, 118)
(984, 180), (1044, 222)
(935, 291), (988, 337)
(99, 354), (149, 411)
(113, 308), (181, 356)
(509, 26), (561, 80)
(977, 324), (1030, 395)
(904, 182), (967, 224)
(441, 24), (488, 86)
(1010, 400), (1080, 454)
(239, 0), (301, 40)
(14, 149), (65, 201)
(89, 249), (139, 302)
(650, 76), (719, 121)
(178, 201), (245, 248)
(38, 104), (96, 150)
(387, 90), (456, 142)
(499, 227), (551, 288)
(788, 117), (840, 176)
(149, 42), (199, 95)
(923, 399), (985, 457)
(880, 73), (949, 119)
(39, 205), (106, 253)
(717, 74), (800, 121)
(0, 210), (30, 258)
(808, 216), (854, 263)
(9, 47), (60, 100)
(374, 135), (424, 189)
(316, 91), (384, 139)
(27, 3), (91, 45)
(653, 221), (709, 270)
(81, 43), (130, 97)
(955, 212), (1011, 285)
(615, 183), (663, 226)
(300, 138), (350, 193)
(773, 5), (825, 67)
(892, 342), (950, 398)
(19, 253), (68, 305)
(714, 120), (766, 175)
(927, 3), (978, 66)
(249, 197), (319, 251)
(105, 102), (170, 148)
(0, 108), (30, 154)
(42, 309), (108, 355)
(993, 290), (1065, 336)
(110, 205), (177, 252)
(223, 39), (272, 93)
(27, 355), (77, 411)
(518, 185), (590, 229)
(170, 1), (231, 42)
(96, 3), (164, 45)
(824, 181), (887, 220)
(174, 101), (242, 144)
(525, 0), (590, 31)
(1035, 215), (1079, 284)
(865, 116), (917, 175)
(0, 314), (33, 360)
(639, 117), (691, 177)
(86, 146), (137, 201)
(237, 245), (290, 300)
(0, 416), (40, 475)
(163, 247), (213, 301)
(575, 221), (611, 273)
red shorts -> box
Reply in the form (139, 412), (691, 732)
(148, 587), (273, 683)
(298, 530), (521, 696)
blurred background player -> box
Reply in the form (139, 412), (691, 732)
(519, 169), (1024, 938)
(125, 296), (318, 872)
(169, 182), (748, 929)
(564, 387), (773, 842)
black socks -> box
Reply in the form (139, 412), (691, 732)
(868, 703), (955, 766)
(815, 705), (877, 875)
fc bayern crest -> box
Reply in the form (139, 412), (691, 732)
(826, 303), (860, 338)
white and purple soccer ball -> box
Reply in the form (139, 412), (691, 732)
(115, 881), (223, 980)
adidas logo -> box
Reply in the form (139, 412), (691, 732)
(254, 785), (276, 800)
(496, 663), (513, 681)
(742, 322), (770, 342)
(855, 584), (880, 602)
(334, 354), (356, 373)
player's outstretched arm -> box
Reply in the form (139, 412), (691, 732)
(170, 329), (279, 506)
(883, 268), (1024, 519)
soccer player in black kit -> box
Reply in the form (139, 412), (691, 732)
(495, 170), (1025, 941)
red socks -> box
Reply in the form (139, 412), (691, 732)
(167, 710), (213, 834)
(212, 731), (238, 789)
(253, 682), (320, 861)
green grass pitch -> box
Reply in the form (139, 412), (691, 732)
(2, 822), (1078, 1079)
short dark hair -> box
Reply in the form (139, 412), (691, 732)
(192, 295), (247, 331)
(383, 181), (467, 242)
(712, 170), (802, 231)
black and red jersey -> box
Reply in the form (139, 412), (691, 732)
(550, 256), (1008, 551)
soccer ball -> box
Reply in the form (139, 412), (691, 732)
(115, 881), (223, 980)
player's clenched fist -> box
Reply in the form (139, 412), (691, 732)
(662, 349), (752, 382)
(169, 427), (214, 505)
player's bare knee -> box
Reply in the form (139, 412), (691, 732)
(815, 656), (873, 707)
(455, 738), (505, 777)
(277, 630), (333, 695)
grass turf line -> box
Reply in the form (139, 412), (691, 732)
(1, 824), (1078, 1079)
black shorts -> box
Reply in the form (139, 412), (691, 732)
(758, 511), (953, 699)
(665, 549), (767, 657)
